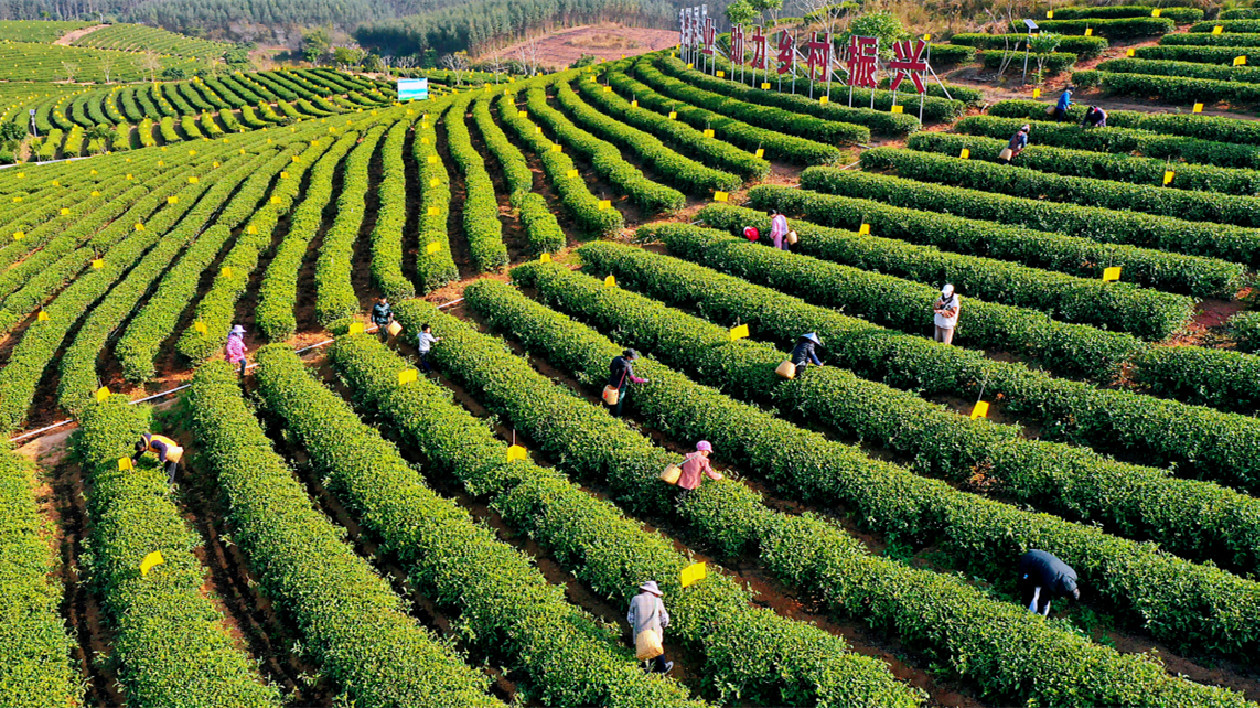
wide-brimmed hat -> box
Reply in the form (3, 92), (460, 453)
(942, 284), (955, 298)
(801, 332), (821, 346)
(639, 580), (663, 596)
(230, 324), (246, 336)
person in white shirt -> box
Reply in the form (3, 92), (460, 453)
(416, 323), (441, 373)
(933, 284), (960, 345)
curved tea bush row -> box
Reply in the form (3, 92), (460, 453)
(698, 204), (1195, 338)
(1013, 17), (1175, 37)
(525, 83), (685, 214)
(256, 344), (706, 708)
(497, 90), (624, 236)
(970, 109), (1260, 157)
(388, 300), (925, 708)
(75, 397), (280, 706)
(177, 138), (332, 361)
(470, 274), (1260, 704)
(523, 253), (1260, 659)
(369, 119), (416, 299)
(576, 78), (768, 181)
(0, 450), (81, 708)
(57, 150), (265, 416)
(613, 66), (843, 164)
(414, 102), (460, 292)
(185, 363), (503, 708)
(446, 93), (508, 271)
(925, 43), (977, 63)
(654, 221), (1145, 375)
(257, 134), (359, 340)
(636, 58), (871, 145)
(860, 147), (1260, 228)
(0, 19), (87, 42)
(1099, 57), (1260, 83)
(1073, 69), (1260, 104)
(1130, 346), (1260, 414)
(981, 50), (1078, 74)
(470, 95), (564, 256)
(316, 125), (387, 324)
(802, 165), (1260, 267)
(1162, 31), (1260, 46)
(574, 239), (1260, 499)
(1191, 18), (1260, 33)
(908, 131), (1260, 196)
(653, 55), (928, 133)
(1052, 5), (1202, 21)
(1134, 43), (1260, 63)
(748, 184), (1243, 298)
(557, 80), (741, 194)
(1221, 8), (1260, 19)
(71, 23), (231, 58)
(115, 146), (300, 381)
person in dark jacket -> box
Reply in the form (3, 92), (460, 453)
(1081, 105), (1107, 129)
(1018, 549), (1080, 617)
(371, 297), (393, 340)
(133, 431), (184, 484)
(790, 332), (823, 377)
(607, 349), (648, 418)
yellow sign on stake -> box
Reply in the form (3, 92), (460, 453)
(680, 562), (707, 588)
(427, 242), (440, 254)
(714, 191), (729, 202)
(140, 550), (165, 577)
(95, 387), (110, 402)
(858, 223), (870, 235)
(959, 148), (970, 159)
(1214, 24), (1224, 34)
(117, 457), (133, 470)
(506, 445), (528, 462)
(729, 323), (749, 341)
(398, 369), (418, 385)
(604, 275), (616, 288)
(1193, 102), (1204, 112)
(970, 401), (989, 420)
(194, 321), (208, 334)
(1163, 170), (1175, 185)
(1103, 266), (1122, 281)
(540, 253), (551, 263)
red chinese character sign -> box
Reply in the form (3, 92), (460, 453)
(701, 17), (716, 55)
(730, 25), (746, 63)
(846, 35), (879, 88)
(751, 25), (770, 72)
(805, 33), (832, 82)
(776, 31), (795, 75)
(889, 39), (928, 93)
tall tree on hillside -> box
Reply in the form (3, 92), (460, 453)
(440, 51), (470, 83)
(302, 28), (332, 63)
(138, 51), (162, 82)
(98, 52), (117, 83)
(62, 61), (78, 83)
(516, 37), (542, 77)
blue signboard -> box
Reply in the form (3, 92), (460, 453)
(398, 77), (430, 101)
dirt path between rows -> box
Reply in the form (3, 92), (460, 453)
(54, 24), (107, 46)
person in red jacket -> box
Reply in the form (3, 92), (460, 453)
(677, 440), (723, 495)
(225, 324), (247, 377)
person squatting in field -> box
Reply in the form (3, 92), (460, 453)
(1019, 549), (1080, 616)
(133, 431), (184, 485)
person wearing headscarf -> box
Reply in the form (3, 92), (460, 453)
(225, 324), (247, 377)
(790, 332), (823, 377)
(627, 580), (673, 675)
(933, 284), (961, 345)
(769, 209), (790, 250)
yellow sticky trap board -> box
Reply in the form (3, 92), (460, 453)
(421, 137), (430, 144)
(95, 386), (110, 402)
(716, 70), (725, 77)
(1151, 8), (1161, 16)
(270, 195), (281, 205)
(428, 155), (439, 164)
(213, 161), (220, 167)
(598, 200), (612, 211)
(140, 550), (164, 577)
(970, 401), (989, 420)
(168, 196), (179, 204)
(117, 457), (133, 470)
(12, 232), (21, 240)
(280, 171), (289, 179)
(761, 82), (771, 89)
(1214, 24), (1224, 34)
(729, 323), (749, 341)
(188, 176), (198, 183)
(398, 369), (418, 385)
(194, 321), (208, 334)
(427, 242), (440, 254)
(551, 144), (562, 152)
(292, 155), (300, 162)
(891, 104), (903, 113)
(1193, 102), (1204, 112)
(221, 266), (234, 278)
(428, 206), (440, 216)
(819, 95), (829, 105)
(1163, 170), (1175, 185)
(1084, 27), (1093, 35)
(1126, 48), (1135, 57)
(604, 275), (616, 288)
(430, 178), (440, 187)
(604, 85), (613, 92)
(92, 259), (104, 269)
(668, 111), (678, 119)
(960, 148), (970, 159)
(135, 223), (144, 231)
(61, 207), (70, 215)
(858, 223), (870, 235)
(506, 445), (528, 461)
(1236, 56), (1247, 66)
(37, 311), (49, 321)
(754, 148), (765, 159)
(703, 129), (716, 138)
(923, 33), (932, 41)
(714, 191), (729, 202)
(567, 169), (579, 178)
(518, 110), (528, 118)
(680, 562), (707, 588)
(247, 225), (259, 235)
(1103, 266), (1121, 281)
(540, 253), (551, 263)
(631, 99), (639, 107)
(686, 63), (694, 68)
(349, 322), (365, 334)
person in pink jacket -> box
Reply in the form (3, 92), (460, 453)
(769, 209), (790, 250)
(677, 440), (723, 495)
(225, 324), (247, 377)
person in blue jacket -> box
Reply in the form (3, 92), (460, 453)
(1018, 549), (1080, 617)
(790, 333), (823, 377)
(1052, 87), (1072, 121)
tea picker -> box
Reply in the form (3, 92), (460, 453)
(604, 349), (648, 418)
(628, 580), (673, 675)
(132, 431), (184, 485)
(1019, 549), (1080, 617)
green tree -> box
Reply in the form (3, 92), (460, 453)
(749, 0), (783, 25)
(332, 45), (366, 69)
(301, 28), (332, 64)
(726, 0), (757, 27)
(362, 53), (384, 72)
(840, 12), (907, 58)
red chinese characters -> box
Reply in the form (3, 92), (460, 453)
(845, 35), (879, 88)
(701, 17), (717, 55)
(805, 32), (832, 82)
(730, 25), (746, 63)
(889, 39), (928, 93)
(751, 25), (769, 70)
(776, 31), (795, 75)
